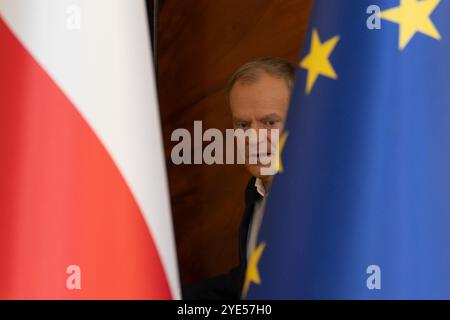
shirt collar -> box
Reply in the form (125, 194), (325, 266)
(254, 178), (266, 198)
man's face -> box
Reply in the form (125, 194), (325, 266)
(229, 73), (290, 178)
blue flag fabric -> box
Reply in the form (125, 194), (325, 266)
(245, 0), (450, 299)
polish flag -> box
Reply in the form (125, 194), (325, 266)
(0, 0), (179, 299)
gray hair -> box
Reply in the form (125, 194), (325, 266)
(226, 57), (295, 105)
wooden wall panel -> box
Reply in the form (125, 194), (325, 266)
(157, 0), (313, 285)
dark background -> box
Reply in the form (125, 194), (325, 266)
(147, 0), (313, 285)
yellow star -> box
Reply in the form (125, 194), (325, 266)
(380, 0), (442, 50)
(300, 29), (340, 94)
(274, 131), (288, 173)
(242, 242), (266, 298)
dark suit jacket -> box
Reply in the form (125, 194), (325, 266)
(182, 177), (261, 300)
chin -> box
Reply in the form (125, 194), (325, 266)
(246, 164), (275, 178)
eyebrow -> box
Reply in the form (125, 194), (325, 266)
(258, 114), (282, 122)
(232, 117), (250, 123)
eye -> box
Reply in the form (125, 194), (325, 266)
(264, 120), (278, 127)
(236, 122), (250, 129)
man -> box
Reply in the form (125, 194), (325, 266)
(183, 57), (295, 299)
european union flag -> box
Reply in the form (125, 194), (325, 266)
(245, 0), (450, 299)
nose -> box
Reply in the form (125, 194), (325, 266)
(246, 124), (272, 155)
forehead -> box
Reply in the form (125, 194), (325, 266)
(229, 73), (290, 117)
